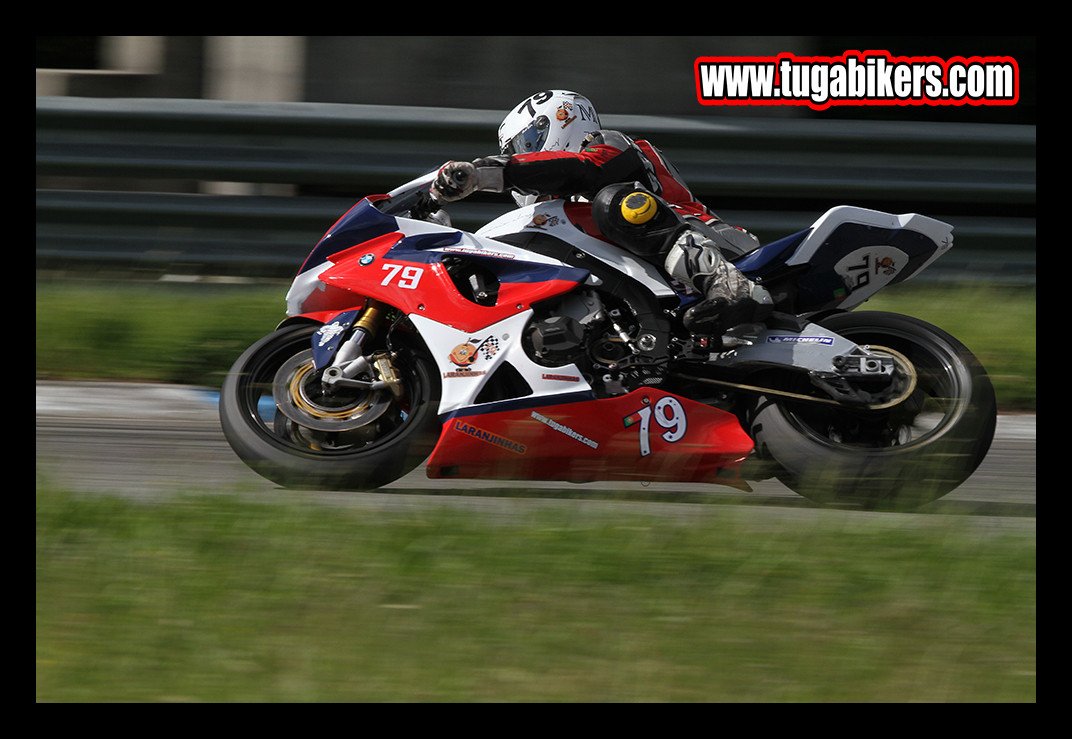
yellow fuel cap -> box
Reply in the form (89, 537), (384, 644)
(620, 191), (657, 224)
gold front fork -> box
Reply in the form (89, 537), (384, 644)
(353, 299), (386, 340)
(322, 300), (397, 392)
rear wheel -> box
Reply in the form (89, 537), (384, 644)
(749, 311), (997, 509)
(219, 320), (441, 490)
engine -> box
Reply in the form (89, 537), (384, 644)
(524, 290), (669, 397)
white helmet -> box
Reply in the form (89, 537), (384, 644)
(497, 90), (602, 156)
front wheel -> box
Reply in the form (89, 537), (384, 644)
(219, 321), (442, 491)
(749, 311), (997, 509)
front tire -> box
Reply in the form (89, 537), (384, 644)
(749, 311), (997, 509)
(219, 321), (442, 491)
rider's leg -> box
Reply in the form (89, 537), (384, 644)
(663, 230), (772, 335)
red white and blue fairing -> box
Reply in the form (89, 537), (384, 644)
(284, 184), (754, 484)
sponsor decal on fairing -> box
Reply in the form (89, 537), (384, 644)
(446, 336), (501, 372)
(766, 336), (836, 345)
(531, 411), (599, 449)
(453, 420), (527, 454)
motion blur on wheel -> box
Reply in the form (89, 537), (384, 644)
(219, 310), (442, 491)
(746, 311), (997, 510)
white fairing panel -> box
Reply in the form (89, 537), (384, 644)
(477, 200), (677, 298)
(788, 206), (953, 267)
(788, 206), (954, 310)
(409, 312), (592, 417)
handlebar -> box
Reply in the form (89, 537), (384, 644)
(375, 164), (447, 220)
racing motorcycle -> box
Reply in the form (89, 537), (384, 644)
(219, 166), (997, 510)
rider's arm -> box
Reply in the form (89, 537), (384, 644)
(501, 144), (651, 198)
(431, 143), (651, 202)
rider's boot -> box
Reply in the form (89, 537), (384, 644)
(664, 231), (773, 337)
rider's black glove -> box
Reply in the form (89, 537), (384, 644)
(431, 158), (507, 202)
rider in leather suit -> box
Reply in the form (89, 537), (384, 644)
(430, 89), (772, 337)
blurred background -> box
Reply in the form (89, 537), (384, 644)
(35, 38), (1036, 703)
(35, 35), (1035, 120)
(36, 35), (1035, 282)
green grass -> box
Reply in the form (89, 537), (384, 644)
(36, 486), (1035, 703)
(35, 278), (288, 390)
(35, 278), (1035, 410)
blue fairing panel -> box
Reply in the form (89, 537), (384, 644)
(298, 200), (399, 274)
(733, 229), (811, 279)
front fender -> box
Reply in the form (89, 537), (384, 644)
(277, 307), (366, 370)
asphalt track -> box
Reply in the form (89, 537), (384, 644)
(35, 381), (1036, 528)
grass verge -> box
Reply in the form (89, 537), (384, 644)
(36, 485), (1035, 702)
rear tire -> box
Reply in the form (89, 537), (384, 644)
(219, 321), (442, 491)
(749, 311), (997, 509)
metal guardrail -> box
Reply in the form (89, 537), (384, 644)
(36, 96), (1035, 281)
